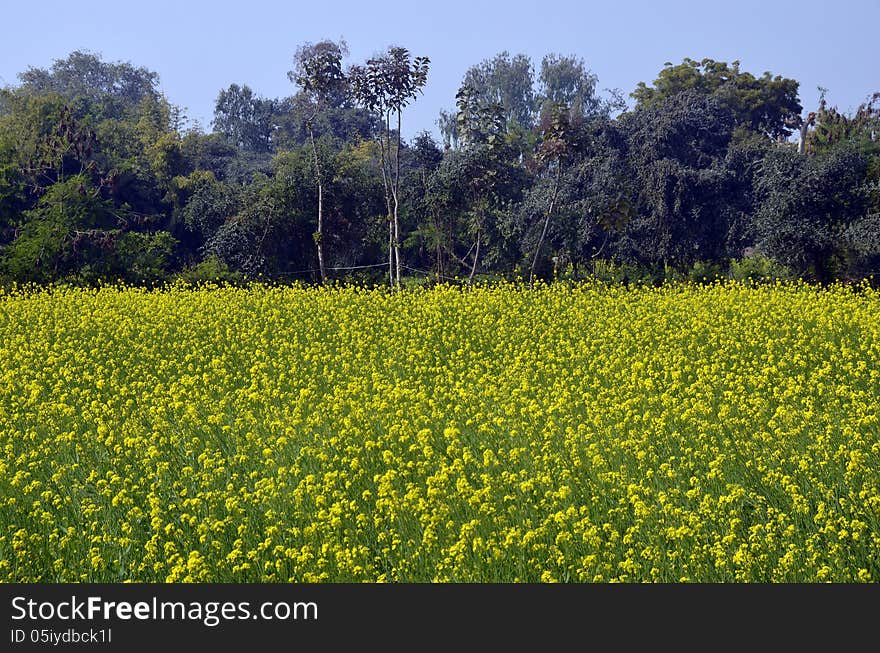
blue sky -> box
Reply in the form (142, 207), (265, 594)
(1, 0), (877, 139)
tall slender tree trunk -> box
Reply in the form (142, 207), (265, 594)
(468, 229), (481, 286)
(436, 239), (442, 282)
(307, 122), (326, 284)
(392, 192), (400, 286)
(435, 209), (444, 283)
(423, 166), (443, 283)
(798, 111), (817, 155)
(529, 162), (562, 288)
(388, 217), (394, 288)
(378, 111), (394, 288)
(392, 110), (403, 287)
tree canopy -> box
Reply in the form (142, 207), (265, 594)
(0, 49), (877, 287)
(632, 58), (802, 141)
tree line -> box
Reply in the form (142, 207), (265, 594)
(1, 45), (878, 287)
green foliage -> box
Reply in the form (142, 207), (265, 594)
(0, 138), (25, 224)
(212, 84), (284, 154)
(686, 259), (726, 283)
(632, 58), (802, 140)
(0, 47), (878, 289)
(17, 50), (161, 122)
(616, 91), (738, 267)
(808, 92), (880, 156)
(0, 92), (98, 190)
(172, 170), (238, 239)
(113, 231), (177, 283)
(290, 40), (349, 109)
(586, 258), (662, 286)
(728, 253), (794, 283)
(3, 175), (117, 282)
(439, 51), (611, 150)
(753, 143), (871, 280)
(176, 254), (242, 284)
(537, 53), (617, 122)
(461, 52), (536, 130)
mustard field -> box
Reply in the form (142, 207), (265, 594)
(1, 282), (878, 582)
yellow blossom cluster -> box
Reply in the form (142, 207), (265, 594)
(0, 281), (878, 582)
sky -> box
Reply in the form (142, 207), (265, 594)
(1, 0), (878, 140)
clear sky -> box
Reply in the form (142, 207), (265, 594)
(1, 0), (877, 139)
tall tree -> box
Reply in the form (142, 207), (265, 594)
(617, 91), (738, 270)
(212, 84), (282, 154)
(632, 58), (802, 141)
(439, 51), (534, 149)
(529, 102), (574, 286)
(462, 52), (535, 130)
(405, 132), (445, 279)
(350, 46), (429, 287)
(17, 50), (161, 121)
(754, 144), (873, 280)
(290, 39), (349, 283)
(537, 54), (604, 120)
(807, 92), (880, 156)
(427, 84), (525, 284)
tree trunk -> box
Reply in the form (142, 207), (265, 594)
(388, 218), (394, 287)
(468, 229), (481, 286)
(798, 111), (817, 155)
(424, 167), (442, 283)
(307, 123), (326, 284)
(529, 162), (562, 287)
(392, 110), (403, 287)
(435, 214), (443, 283)
(377, 111), (394, 288)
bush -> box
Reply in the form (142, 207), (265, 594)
(176, 255), (242, 284)
(728, 253), (793, 283)
(687, 260), (726, 283)
(588, 259), (662, 286)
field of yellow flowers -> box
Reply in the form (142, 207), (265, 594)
(1, 281), (878, 582)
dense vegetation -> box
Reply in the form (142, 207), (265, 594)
(0, 47), (878, 286)
(2, 282), (878, 581)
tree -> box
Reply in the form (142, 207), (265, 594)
(289, 40), (349, 283)
(529, 102), (574, 285)
(632, 58), (802, 141)
(212, 84), (283, 154)
(3, 174), (124, 282)
(516, 116), (633, 280)
(462, 52), (535, 131)
(616, 91), (738, 270)
(349, 46), (429, 288)
(17, 50), (161, 122)
(201, 170), (302, 278)
(273, 92), (376, 149)
(173, 170), (238, 245)
(456, 85), (509, 284)
(180, 130), (239, 181)
(438, 52), (535, 149)
(400, 131), (445, 279)
(327, 141), (387, 272)
(0, 92), (97, 193)
(537, 54), (610, 122)
(0, 137), (25, 236)
(754, 144), (873, 280)
(427, 85), (525, 284)
(0, 79), (184, 283)
(807, 92), (880, 156)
